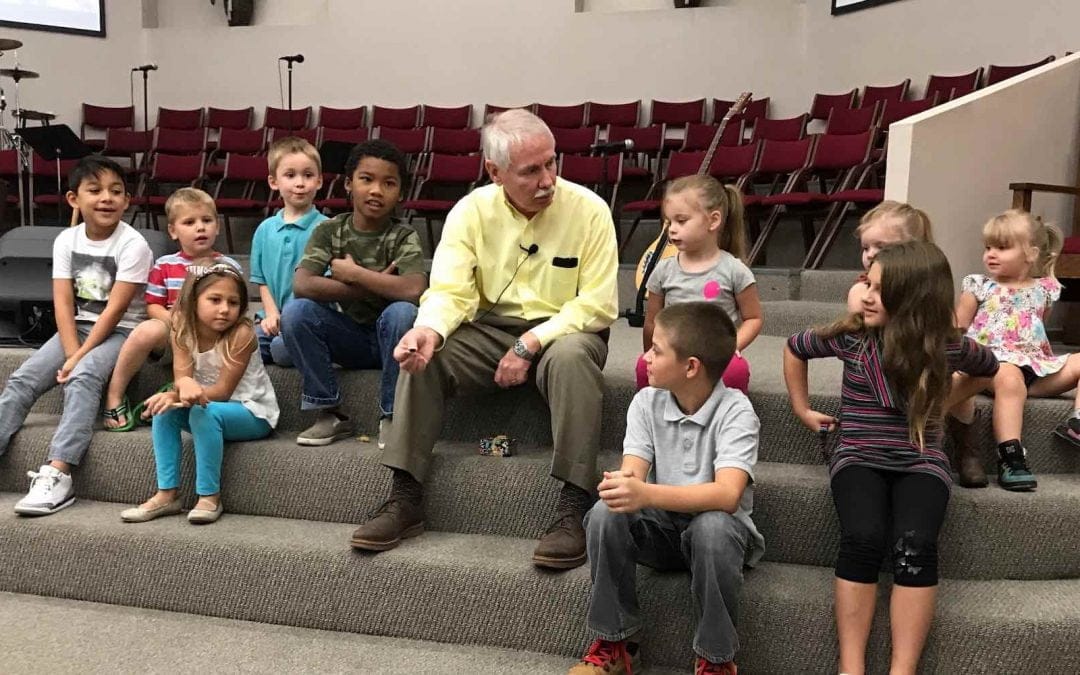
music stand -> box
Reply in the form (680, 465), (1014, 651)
(17, 125), (91, 226)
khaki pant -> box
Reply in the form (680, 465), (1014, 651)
(381, 319), (608, 493)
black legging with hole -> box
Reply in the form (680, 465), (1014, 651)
(831, 465), (950, 588)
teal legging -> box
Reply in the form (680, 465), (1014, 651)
(152, 401), (272, 496)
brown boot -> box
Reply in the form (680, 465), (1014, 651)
(533, 509), (587, 569)
(946, 415), (988, 488)
(350, 496), (424, 551)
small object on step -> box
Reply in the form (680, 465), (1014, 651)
(358, 434), (372, 443)
(480, 434), (514, 457)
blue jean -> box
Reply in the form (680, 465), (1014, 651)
(583, 502), (749, 664)
(255, 322), (293, 366)
(0, 324), (127, 466)
(152, 401), (272, 496)
(280, 298), (417, 416)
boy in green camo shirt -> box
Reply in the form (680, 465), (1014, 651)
(281, 140), (427, 448)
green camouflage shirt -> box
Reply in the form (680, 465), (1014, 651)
(298, 214), (425, 325)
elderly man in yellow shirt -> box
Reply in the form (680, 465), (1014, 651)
(349, 108), (619, 569)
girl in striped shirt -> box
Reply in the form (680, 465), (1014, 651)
(784, 241), (997, 675)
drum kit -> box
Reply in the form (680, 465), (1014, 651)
(0, 37), (58, 227)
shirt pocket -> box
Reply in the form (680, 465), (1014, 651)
(536, 259), (580, 304)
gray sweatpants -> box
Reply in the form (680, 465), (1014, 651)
(583, 501), (750, 664)
(0, 323), (127, 466)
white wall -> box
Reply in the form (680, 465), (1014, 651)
(885, 54), (1080, 287)
(0, 2), (144, 133)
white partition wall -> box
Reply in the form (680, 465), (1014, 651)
(885, 54), (1080, 287)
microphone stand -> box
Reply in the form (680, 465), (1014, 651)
(286, 59), (294, 133)
(140, 67), (153, 227)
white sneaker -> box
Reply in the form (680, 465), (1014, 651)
(14, 465), (76, 516)
(378, 416), (392, 451)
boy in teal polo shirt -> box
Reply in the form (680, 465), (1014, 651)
(250, 136), (328, 364)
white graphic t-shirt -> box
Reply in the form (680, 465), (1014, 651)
(52, 221), (154, 331)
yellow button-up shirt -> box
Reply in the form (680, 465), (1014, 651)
(415, 178), (619, 347)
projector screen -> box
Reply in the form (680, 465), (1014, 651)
(832, 0), (907, 15)
(0, 0), (105, 38)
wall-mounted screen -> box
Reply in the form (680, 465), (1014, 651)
(832, 0), (907, 16)
(0, 0), (105, 38)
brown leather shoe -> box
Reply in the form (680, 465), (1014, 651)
(532, 510), (587, 569)
(946, 415), (988, 488)
(350, 497), (424, 551)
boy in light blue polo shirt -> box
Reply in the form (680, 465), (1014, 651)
(250, 136), (328, 364)
(569, 302), (764, 675)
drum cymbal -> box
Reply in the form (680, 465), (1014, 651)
(0, 67), (39, 80)
(0, 38), (23, 51)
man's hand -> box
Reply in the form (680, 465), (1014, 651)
(394, 327), (442, 374)
(494, 349), (531, 388)
(598, 470), (650, 513)
(330, 254), (363, 284)
(56, 354), (81, 383)
(261, 311), (280, 337)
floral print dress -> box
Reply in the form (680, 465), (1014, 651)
(962, 274), (1068, 376)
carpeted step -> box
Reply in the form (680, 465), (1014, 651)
(1, 433), (1077, 581)
(0, 496), (1076, 673)
(0, 591), (636, 675)
(798, 269), (861, 303)
(760, 299), (847, 337)
(2, 332), (1077, 472)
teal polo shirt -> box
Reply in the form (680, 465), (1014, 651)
(249, 207), (328, 319)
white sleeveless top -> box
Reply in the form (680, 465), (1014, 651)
(193, 344), (280, 428)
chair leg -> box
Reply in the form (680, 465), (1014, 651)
(425, 217), (435, 257)
(618, 214), (647, 259)
(748, 206), (784, 266)
(805, 203), (851, 270)
(223, 215), (235, 253)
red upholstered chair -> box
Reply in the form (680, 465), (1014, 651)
(714, 97), (768, 127)
(205, 106), (254, 152)
(102, 129), (153, 174)
(751, 115), (808, 143)
(681, 122), (744, 151)
(553, 126), (599, 156)
(0, 149), (21, 213)
(558, 153), (622, 209)
(536, 103), (587, 129)
(808, 90), (858, 123)
(205, 127), (267, 179)
(427, 127), (482, 155)
(400, 153), (485, 254)
(81, 104), (135, 151)
(986, 56), (1055, 85)
(29, 154), (81, 221)
(317, 106), (367, 130)
(420, 104), (472, 129)
(607, 124), (664, 182)
(650, 99), (706, 126)
(859, 81), (910, 109)
(375, 126), (430, 188)
(707, 142), (760, 185)
(264, 106), (312, 132)
(128, 153), (206, 232)
(212, 153), (272, 253)
(739, 137), (815, 254)
(749, 132), (875, 266)
(319, 127), (369, 146)
(926, 68), (983, 101)
(151, 127), (209, 157)
(371, 105), (420, 130)
(156, 107), (204, 130)
(483, 103), (537, 120)
(267, 127), (319, 146)
(880, 96), (938, 128)
(824, 104), (880, 136)
(587, 101), (641, 128)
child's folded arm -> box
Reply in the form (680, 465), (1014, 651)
(645, 468), (750, 515)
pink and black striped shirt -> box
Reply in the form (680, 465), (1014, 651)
(787, 330), (998, 485)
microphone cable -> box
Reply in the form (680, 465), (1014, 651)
(473, 244), (537, 324)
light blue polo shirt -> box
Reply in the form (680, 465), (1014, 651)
(624, 380), (766, 566)
(249, 207), (328, 320)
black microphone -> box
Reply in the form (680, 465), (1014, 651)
(279, 54), (305, 63)
(131, 64), (158, 72)
(519, 243), (539, 255)
(591, 139), (634, 153)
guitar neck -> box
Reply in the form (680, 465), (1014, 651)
(698, 93), (751, 176)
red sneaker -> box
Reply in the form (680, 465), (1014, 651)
(569, 639), (636, 674)
(695, 657), (737, 675)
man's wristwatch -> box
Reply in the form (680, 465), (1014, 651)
(512, 338), (537, 361)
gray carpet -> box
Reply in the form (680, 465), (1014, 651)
(1, 497), (1077, 673)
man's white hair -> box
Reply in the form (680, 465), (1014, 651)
(481, 109), (555, 170)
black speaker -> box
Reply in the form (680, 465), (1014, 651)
(0, 226), (173, 345)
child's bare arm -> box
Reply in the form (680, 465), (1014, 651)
(642, 292), (664, 351)
(58, 281), (140, 379)
(645, 468), (750, 514)
(201, 325), (257, 402)
(52, 280), (80, 357)
(955, 291), (979, 330)
(784, 343), (837, 432)
(734, 284), (762, 352)
(147, 302), (171, 323)
(258, 284), (280, 318)
(617, 455), (652, 482)
(329, 255), (426, 303)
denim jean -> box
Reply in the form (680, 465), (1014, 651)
(280, 298), (417, 416)
(255, 322), (293, 366)
(152, 400), (272, 496)
(583, 501), (749, 664)
(0, 323), (127, 466)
